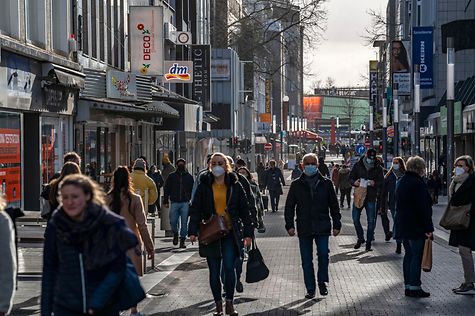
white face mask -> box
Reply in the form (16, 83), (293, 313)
(212, 166), (225, 177)
(455, 166), (465, 177)
(393, 164), (400, 171)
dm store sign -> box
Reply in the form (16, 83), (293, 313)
(162, 61), (193, 83)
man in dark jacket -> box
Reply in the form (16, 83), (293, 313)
(349, 149), (384, 251)
(264, 160), (286, 212)
(285, 153), (342, 299)
(163, 158), (194, 248)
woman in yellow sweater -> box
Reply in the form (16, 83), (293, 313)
(189, 153), (253, 316)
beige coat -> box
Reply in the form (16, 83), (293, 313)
(106, 192), (154, 276)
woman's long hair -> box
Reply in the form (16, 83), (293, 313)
(237, 166), (254, 182)
(385, 156), (406, 178)
(108, 166), (134, 214)
(49, 162), (82, 205)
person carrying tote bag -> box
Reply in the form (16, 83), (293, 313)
(445, 156), (475, 295)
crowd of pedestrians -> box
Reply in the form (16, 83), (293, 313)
(3, 148), (475, 316)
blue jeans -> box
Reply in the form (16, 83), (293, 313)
(390, 209), (402, 245)
(207, 234), (237, 302)
(298, 235), (330, 294)
(352, 201), (377, 245)
(169, 202), (189, 238)
(402, 238), (425, 290)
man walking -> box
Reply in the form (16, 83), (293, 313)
(285, 153), (342, 299)
(163, 158), (194, 248)
(264, 160), (286, 212)
(349, 149), (384, 251)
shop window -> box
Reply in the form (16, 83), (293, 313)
(52, 0), (69, 54)
(41, 117), (72, 184)
(0, 112), (21, 208)
(25, 0), (46, 47)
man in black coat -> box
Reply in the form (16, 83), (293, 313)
(264, 160), (286, 212)
(349, 149), (384, 251)
(285, 153), (341, 299)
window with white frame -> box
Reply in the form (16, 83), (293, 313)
(0, 0), (20, 38)
(25, 0), (47, 47)
(52, 0), (71, 54)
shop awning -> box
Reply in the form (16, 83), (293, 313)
(145, 101), (179, 118)
(42, 63), (85, 89)
(438, 75), (475, 108)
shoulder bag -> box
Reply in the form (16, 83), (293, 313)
(115, 258), (146, 311)
(439, 201), (472, 230)
(199, 187), (233, 245)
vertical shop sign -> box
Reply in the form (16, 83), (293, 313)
(192, 45), (211, 112)
(369, 60), (378, 109)
(265, 79), (271, 113)
(130, 6), (163, 75)
(412, 27), (434, 89)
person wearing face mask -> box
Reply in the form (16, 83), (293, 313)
(285, 153), (341, 299)
(188, 153), (253, 316)
(447, 156), (475, 295)
(163, 158), (194, 248)
(378, 157), (406, 254)
(349, 148), (384, 251)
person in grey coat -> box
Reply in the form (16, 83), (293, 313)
(0, 196), (16, 316)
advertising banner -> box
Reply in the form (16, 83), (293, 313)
(0, 167), (21, 203)
(162, 61), (193, 83)
(106, 71), (137, 100)
(192, 45), (211, 111)
(303, 96), (323, 128)
(391, 40), (411, 96)
(265, 79), (271, 114)
(0, 129), (20, 164)
(211, 60), (231, 81)
(412, 27), (433, 89)
(130, 6), (163, 75)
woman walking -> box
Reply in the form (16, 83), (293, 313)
(189, 153), (253, 316)
(448, 156), (475, 295)
(106, 167), (155, 315)
(427, 170), (442, 205)
(41, 174), (138, 316)
(395, 156), (433, 298)
(379, 157), (406, 254)
(237, 166), (266, 233)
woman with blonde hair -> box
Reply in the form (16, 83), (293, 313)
(189, 152), (253, 316)
(448, 156), (475, 295)
(41, 174), (138, 315)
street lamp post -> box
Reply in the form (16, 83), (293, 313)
(282, 95), (289, 165)
(414, 64), (421, 155)
(393, 84), (399, 157)
(447, 37), (455, 194)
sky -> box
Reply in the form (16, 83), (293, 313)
(304, 0), (385, 92)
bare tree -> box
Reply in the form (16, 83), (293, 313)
(361, 8), (387, 46)
(325, 76), (335, 89)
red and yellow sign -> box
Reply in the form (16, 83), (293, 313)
(0, 129), (20, 164)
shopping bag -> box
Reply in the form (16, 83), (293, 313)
(353, 186), (367, 209)
(421, 238), (432, 272)
(245, 238), (269, 283)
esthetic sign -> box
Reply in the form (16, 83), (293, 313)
(192, 45), (211, 111)
(130, 6), (163, 75)
(162, 61), (193, 83)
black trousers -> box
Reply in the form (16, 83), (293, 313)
(269, 190), (280, 211)
(340, 188), (351, 207)
(380, 210), (391, 236)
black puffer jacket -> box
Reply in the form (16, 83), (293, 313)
(163, 170), (194, 203)
(378, 171), (404, 212)
(394, 171), (434, 239)
(284, 172), (341, 236)
(349, 157), (384, 203)
(448, 174), (475, 250)
(188, 172), (253, 258)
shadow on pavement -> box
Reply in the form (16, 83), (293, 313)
(147, 299), (216, 315)
(245, 297), (323, 316)
(12, 296), (40, 315)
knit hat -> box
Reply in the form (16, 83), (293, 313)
(176, 158), (186, 165)
(133, 158), (146, 170)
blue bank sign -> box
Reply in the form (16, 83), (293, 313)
(412, 27), (433, 89)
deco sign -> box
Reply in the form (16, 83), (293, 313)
(137, 23), (153, 75)
(163, 61), (193, 83)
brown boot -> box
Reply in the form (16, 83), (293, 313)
(225, 301), (238, 316)
(213, 301), (223, 316)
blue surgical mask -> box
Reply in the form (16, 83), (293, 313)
(365, 158), (375, 165)
(212, 166), (225, 177)
(455, 166), (465, 176)
(393, 164), (400, 171)
(304, 165), (318, 176)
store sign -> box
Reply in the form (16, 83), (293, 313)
(192, 45), (211, 111)
(129, 6), (163, 75)
(256, 122), (271, 134)
(211, 59), (231, 81)
(0, 167), (21, 203)
(259, 113), (272, 123)
(0, 129), (20, 163)
(162, 61), (193, 83)
(106, 71), (138, 100)
(265, 79), (271, 114)
(392, 73), (411, 96)
(412, 27), (433, 89)
(391, 40), (411, 96)
(369, 60), (378, 108)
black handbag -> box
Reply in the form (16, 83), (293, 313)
(115, 258), (146, 311)
(245, 238), (269, 283)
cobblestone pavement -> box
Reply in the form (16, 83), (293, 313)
(11, 170), (475, 315)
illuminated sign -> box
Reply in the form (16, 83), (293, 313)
(162, 61), (193, 83)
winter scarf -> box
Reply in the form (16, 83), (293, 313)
(53, 203), (137, 270)
(449, 172), (470, 198)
